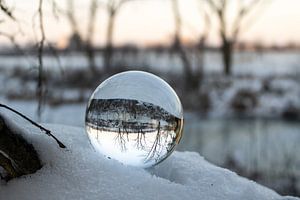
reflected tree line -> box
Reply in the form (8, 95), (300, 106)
(86, 99), (183, 162)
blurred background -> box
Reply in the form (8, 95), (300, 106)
(0, 0), (299, 196)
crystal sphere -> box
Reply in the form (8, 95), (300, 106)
(85, 71), (184, 168)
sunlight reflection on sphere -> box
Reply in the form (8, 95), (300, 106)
(85, 71), (184, 168)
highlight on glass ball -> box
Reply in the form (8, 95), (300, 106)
(85, 71), (184, 168)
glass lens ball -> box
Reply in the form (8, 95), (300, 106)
(85, 71), (184, 168)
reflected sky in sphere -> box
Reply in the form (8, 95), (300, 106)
(85, 71), (183, 168)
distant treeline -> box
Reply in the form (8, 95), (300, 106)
(0, 41), (299, 56)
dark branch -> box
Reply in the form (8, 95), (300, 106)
(0, 0), (15, 20)
(85, 0), (98, 73)
(206, 0), (221, 13)
(66, 0), (81, 36)
(37, 0), (46, 120)
(232, 0), (263, 38)
(0, 103), (66, 148)
(0, 31), (39, 72)
(46, 41), (64, 74)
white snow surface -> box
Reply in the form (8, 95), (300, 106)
(0, 120), (298, 200)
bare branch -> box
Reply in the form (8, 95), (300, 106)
(232, 0), (263, 38)
(66, 0), (81, 36)
(171, 0), (197, 89)
(234, 0), (272, 38)
(0, 31), (16, 44)
(0, 103), (66, 148)
(85, 0), (98, 73)
(172, 0), (182, 39)
(87, 0), (98, 38)
(202, 8), (211, 40)
(99, 0), (137, 14)
(204, 0), (271, 40)
(0, 0), (15, 20)
(203, 0), (272, 75)
(49, 0), (61, 20)
(46, 41), (64, 75)
(214, 0), (227, 41)
(37, 0), (46, 120)
(196, 2), (211, 47)
(206, 0), (221, 13)
(102, 0), (137, 70)
(117, 0), (136, 10)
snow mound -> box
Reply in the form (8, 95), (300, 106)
(0, 123), (298, 200)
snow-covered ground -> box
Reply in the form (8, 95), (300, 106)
(1, 51), (300, 119)
(1, 98), (299, 196)
(0, 51), (300, 76)
(0, 118), (298, 200)
(205, 76), (300, 118)
(0, 51), (299, 197)
(1, 70), (300, 119)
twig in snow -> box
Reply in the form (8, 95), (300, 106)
(0, 103), (66, 148)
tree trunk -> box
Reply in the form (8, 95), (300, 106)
(0, 115), (42, 181)
(177, 46), (199, 90)
(222, 39), (233, 76)
(171, 0), (199, 91)
(85, 0), (98, 74)
(104, 12), (115, 71)
(85, 43), (97, 74)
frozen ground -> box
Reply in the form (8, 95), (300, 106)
(0, 51), (300, 119)
(205, 76), (300, 118)
(0, 117), (298, 200)
(0, 51), (299, 196)
(1, 71), (300, 120)
(0, 51), (300, 76)
(0, 98), (300, 196)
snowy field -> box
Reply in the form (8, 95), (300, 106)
(0, 98), (299, 196)
(0, 51), (300, 197)
(0, 118), (299, 200)
(1, 51), (300, 120)
(0, 51), (300, 76)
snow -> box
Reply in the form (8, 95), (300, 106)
(1, 52), (300, 120)
(205, 76), (300, 118)
(0, 51), (299, 198)
(1, 51), (299, 76)
(0, 119), (298, 200)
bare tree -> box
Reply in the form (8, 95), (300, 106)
(37, 0), (46, 120)
(0, 0), (15, 20)
(85, 0), (98, 73)
(195, 2), (211, 75)
(59, 0), (99, 73)
(203, 0), (270, 75)
(100, 0), (136, 71)
(171, 0), (201, 90)
(0, 0), (50, 120)
(0, 1), (66, 181)
(65, 0), (83, 50)
(0, 1), (20, 51)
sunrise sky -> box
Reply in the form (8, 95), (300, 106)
(1, 0), (300, 48)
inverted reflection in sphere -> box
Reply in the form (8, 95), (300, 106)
(85, 71), (183, 168)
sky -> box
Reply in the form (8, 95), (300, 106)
(1, 0), (300, 48)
